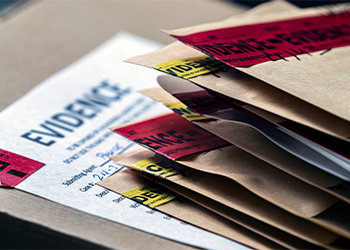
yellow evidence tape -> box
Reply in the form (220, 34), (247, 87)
(154, 55), (227, 79)
(164, 102), (210, 121)
(131, 155), (186, 179)
(122, 184), (176, 208)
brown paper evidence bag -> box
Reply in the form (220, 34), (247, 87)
(140, 87), (350, 206)
(98, 169), (284, 250)
(99, 168), (328, 250)
(163, 1), (350, 133)
(110, 146), (350, 247)
(126, 1), (350, 143)
(112, 149), (349, 248)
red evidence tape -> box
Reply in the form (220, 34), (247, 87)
(171, 12), (350, 66)
(113, 113), (230, 160)
(0, 149), (45, 187)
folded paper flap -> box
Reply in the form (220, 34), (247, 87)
(128, 40), (350, 141)
(139, 87), (344, 190)
(194, 120), (343, 188)
(140, 87), (175, 102)
(105, 144), (340, 245)
(98, 169), (138, 194)
(138, 88), (178, 103)
(163, 1), (350, 122)
(129, 167), (323, 249)
(238, 46), (350, 122)
(176, 145), (339, 217)
(140, 87), (347, 203)
(157, 75), (203, 94)
(164, 165), (340, 245)
(190, 66), (350, 140)
(159, 202), (282, 250)
(160, 175), (320, 250)
(110, 144), (339, 221)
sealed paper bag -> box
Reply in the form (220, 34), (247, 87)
(112, 144), (350, 239)
(126, 10), (350, 144)
(110, 155), (322, 249)
(129, 42), (350, 178)
(144, 169), (320, 250)
(163, 2), (350, 126)
(139, 87), (350, 204)
(128, 33), (350, 176)
(177, 146), (350, 238)
(195, 119), (350, 203)
(155, 74), (350, 181)
(98, 170), (284, 250)
(111, 150), (346, 248)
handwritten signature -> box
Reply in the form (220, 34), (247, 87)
(95, 142), (124, 159)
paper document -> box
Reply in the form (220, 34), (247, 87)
(0, 32), (247, 250)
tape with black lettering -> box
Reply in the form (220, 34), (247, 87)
(122, 184), (176, 208)
(154, 55), (227, 79)
(131, 155), (186, 179)
(163, 102), (210, 121)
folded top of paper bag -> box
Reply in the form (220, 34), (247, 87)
(163, 1), (350, 123)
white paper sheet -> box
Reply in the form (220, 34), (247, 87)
(0, 32), (249, 250)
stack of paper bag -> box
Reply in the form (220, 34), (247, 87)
(98, 1), (350, 249)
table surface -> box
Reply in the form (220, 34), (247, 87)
(0, 1), (246, 249)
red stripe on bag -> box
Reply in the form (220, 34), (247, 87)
(113, 113), (230, 160)
(171, 12), (350, 66)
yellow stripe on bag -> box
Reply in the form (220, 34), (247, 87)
(154, 55), (227, 79)
(122, 184), (176, 208)
(131, 155), (186, 179)
(164, 102), (210, 121)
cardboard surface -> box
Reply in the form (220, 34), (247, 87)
(0, 0), (245, 248)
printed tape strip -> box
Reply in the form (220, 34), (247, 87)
(113, 113), (230, 160)
(0, 149), (45, 187)
(131, 155), (186, 179)
(170, 12), (350, 66)
(163, 102), (210, 121)
(154, 55), (228, 79)
(122, 184), (176, 208)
